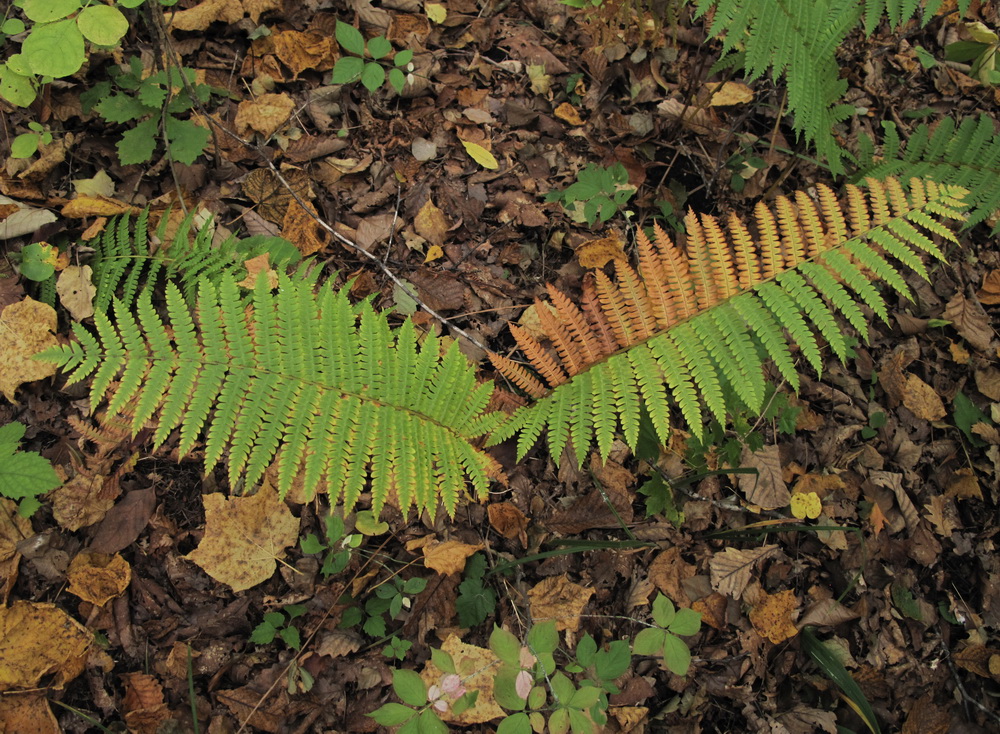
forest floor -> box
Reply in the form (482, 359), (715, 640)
(2, 1), (1000, 733)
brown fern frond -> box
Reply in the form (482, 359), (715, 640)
(728, 212), (761, 289)
(885, 176), (910, 217)
(817, 183), (848, 243)
(701, 213), (740, 299)
(534, 299), (585, 375)
(546, 284), (606, 366)
(488, 352), (548, 398)
(794, 191), (826, 258)
(510, 323), (568, 388)
(635, 227), (675, 329)
(755, 200), (784, 280)
(594, 269), (636, 347)
(845, 183), (870, 234)
(685, 211), (721, 311)
(652, 225), (698, 320)
(615, 260), (657, 340)
(867, 177), (892, 225)
(581, 276), (621, 354)
(776, 196), (807, 267)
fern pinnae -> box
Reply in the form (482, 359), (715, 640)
(730, 293), (800, 392)
(629, 344), (670, 444)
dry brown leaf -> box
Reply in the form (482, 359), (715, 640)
(166, 0), (245, 31)
(66, 552), (131, 607)
(901, 374), (946, 421)
(792, 473), (844, 497)
(0, 601), (91, 691)
(56, 265), (95, 321)
(901, 692), (950, 734)
(317, 629), (364, 658)
(271, 30), (335, 78)
(487, 502), (528, 542)
(775, 705), (838, 734)
(422, 540), (484, 576)
(281, 198), (327, 256)
(975, 367), (1000, 401)
(705, 81), (754, 106)
(121, 672), (169, 734)
(61, 195), (138, 219)
(978, 269), (1000, 304)
(237, 254), (279, 290)
(0, 499), (30, 604)
(235, 93), (296, 139)
(954, 644), (994, 677)
(749, 588), (799, 643)
(527, 574), (595, 632)
(709, 545), (778, 600)
(946, 467), (984, 500)
(51, 457), (133, 531)
(796, 597), (859, 629)
(647, 547), (695, 605)
(414, 198), (449, 246)
(943, 292), (995, 352)
(738, 445), (790, 510)
(576, 235), (627, 268)
(0, 297), (58, 403)
(243, 0), (282, 22)
(692, 592), (728, 630)
(185, 485), (299, 592)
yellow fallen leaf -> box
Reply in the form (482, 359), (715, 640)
(61, 195), (138, 218)
(425, 3), (447, 23)
(422, 540), (484, 576)
(749, 589), (799, 644)
(789, 491), (822, 520)
(554, 102), (584, 125)
(66, 552), (131, 607)
(705, 81), (754, 106)
(424, 245), (444, 263)
(460, 139), (499, 170)
(414, 198), (449, 246)
(56, 265), (95, 321)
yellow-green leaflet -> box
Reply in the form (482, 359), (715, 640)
(460, 140), (498, 170)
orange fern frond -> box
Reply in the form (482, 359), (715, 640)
(594, 269), (636, 347)
(817, 183), (848, 243)
(755, 200), (783, 280)
(794, 191), (826, 259)
(701, 213), (740, 299)
(488, 352), (548, 398)
(581, 277), (621, 354)
(615, 260), (657, 341)
(510, 323), (568, 388)
(845, 183), (870, 234)
(534, 299), (584, 375)
(728, 212), (761, 290)
(866, 177), (892, 225)
(885, 176), (910, 218)
(547, 284), (607, 366)
(635, 227), (675, 329)
(776, 196), (807, 268)
(652, 226), (698, 320)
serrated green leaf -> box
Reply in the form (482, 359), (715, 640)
(117, 117), (158, 164)
(392, 668), (428, 707)
(95, 93), (150, 123)
(490, 625), (522, 665)
(388, 67), (407, 94)
(250, 622), (277, 644)
(575, 634), (597, 666)
(279, 625), (301, 649)
(165, 116), (210, 164)
(335, 21), (366, 56)
(0, 450), (61, 500)
(77, 5), (129, 46)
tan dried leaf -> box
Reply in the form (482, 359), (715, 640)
(281, 198), (327, 256)
(902, 374), (946, 421)
(186, 485), (300, 592)
(738, 445), (790, 509)
(527, 574), (595, 632)
(705, 81), (754, 106)
(271, 30), (335, 78)
(943, 292), (995, 352)
(978, 269), (1000, 305)
(235, 93), (296, 140)
(0, 297), (58, 403)
(420, 635), (504, 724)
(553, 102), (584, 125)
(317, 629), (364, 658)
(121, 672), (169, 734)
(576, 235), (627, 268)
(0, 693), (59, 734)
(61, 195), (138, 219)
(66, 552), (131, 607)
(422, 540), (484, 576)
(414, 198), (449, 246)
(56, 265), (95, 321)
(709, 545), (778, 600)
(166, 0), (244, 31)
(692, 592), (728, 630)
(487, 502), (528, 541)
(647, 547), (695, 605)
(0, 499), (30, 604)
(237, 254), (279, 290)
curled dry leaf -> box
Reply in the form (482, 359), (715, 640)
(422, 539), (484, 576)
(943, 292), (994, 352)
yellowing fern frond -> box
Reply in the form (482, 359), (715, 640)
(488, 177), (969, 463)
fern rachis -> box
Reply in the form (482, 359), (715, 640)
(488, 177), (969, 464)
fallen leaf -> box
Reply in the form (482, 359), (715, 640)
(166, 0), (245, 31)
(0, 498), (31, 603)
(71, 170), (116, 198)
(61, 195), (138, 218)
(554, 102), (584, 125)
(924, 495), (960, 536)
(902, 374), (946, 421)
(790, 491), (822, 519)
(0, 600), (91, 691)
(869, 500), (887, 537)
(647, 547), (695, 605)
(414, 198), (449, 246)
(271, 30), (335, 78)
(121, 672), (170, 734)
(749, 588), (799, 643)
(281, 198), (327, 256)
(692, 592), (728, 630)
(487, 502), (528, 541)
(738, 445), (790, 510)
(709, 545), (779, 600)
(946, 467), (984, 500)
(576, 235), (627, 268)
(0, 297), (58, 403)
(527, 574), (595, 632)
(237, 254), (279, 290)
(459, 139), (499, 170)
(66, 552), (131, 607)
(235, 93), (296, 139)
(420, 635), (504, 724)
(943, 293), (994, 352)
(705, 81), (754, 106)
(0, 196), (57, 239)
(0, 693), (59, 734)
(56, 265), (96, 321)
(901, 692), (950, 734)
(978, 269), (1000, 304)
(423, 244), (445, 263)
(422, 540), (484, 576)
(186, 485), (299, 592)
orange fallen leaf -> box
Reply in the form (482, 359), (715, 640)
(66, 552), (132, 607)
(527, 573), (594, 632)
(576, 234), (627, 268)
(235, 93), (296, 139)
(422, 540), (485, 576)
(705, 81), (754, 106)
(902, 374), (946, 421)
(749, 589), (799, 644)
(61, 195), (138, 218)
(554, 102), (584, 126)
(414, 198), (450, 246)
(0, 600), (91, 691)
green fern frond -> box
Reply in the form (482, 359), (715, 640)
(37, 273), (504, 519)
(856, 115), (1000, 232)
(489, 178), (969, 464)
(90, 210), (302, 311)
